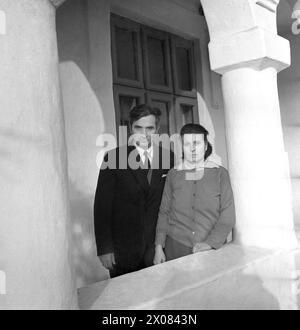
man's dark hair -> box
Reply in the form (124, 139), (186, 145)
(129, 104), (162, 127)
(180, 123), (213, 160)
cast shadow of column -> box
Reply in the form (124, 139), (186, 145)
(59, 61), (110, 288)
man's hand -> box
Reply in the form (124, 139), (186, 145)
(192, 242), (212, 254)
(99, 253), (116, 270)
(153, 245), (166, 265)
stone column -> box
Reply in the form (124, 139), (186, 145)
(0, 0), (77, 309)
(201, 0), (298, 249)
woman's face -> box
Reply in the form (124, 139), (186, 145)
(182, 134), (207, 164)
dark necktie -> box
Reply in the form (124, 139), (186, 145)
(144, 150), (152, 185)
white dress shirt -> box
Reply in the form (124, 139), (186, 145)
(135, 144), (154, 166)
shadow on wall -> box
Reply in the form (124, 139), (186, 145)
(59, 61), (109, 288)
(70, 181), (109, 288)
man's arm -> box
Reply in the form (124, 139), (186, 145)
(153, 171), (174, 264)
(94, 152), (117, 258)
(155, 170), (173, 249)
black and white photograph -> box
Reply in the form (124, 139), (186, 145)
(0, 0), (300, 313)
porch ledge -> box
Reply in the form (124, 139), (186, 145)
(78, 243), (300, 310)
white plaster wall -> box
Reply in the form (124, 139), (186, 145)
(56, 0), (227, 288)
(278, 32), (300, 228)
(57, 0), (112, 288)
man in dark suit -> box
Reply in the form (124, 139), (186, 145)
(94, 104), (174, 278)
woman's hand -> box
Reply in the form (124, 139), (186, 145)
(192, 242), (212, 254)
(99, 253), (116, 270)
(153, 245), (166, 264)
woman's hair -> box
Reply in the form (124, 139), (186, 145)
(180, 123), (213, 160)
(129, 104), (161, 128)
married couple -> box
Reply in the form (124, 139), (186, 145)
(94, 104), (236, 278)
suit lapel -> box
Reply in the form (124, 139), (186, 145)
(127, 146), (150, 194)
(149, 169), (163, 193)
(148, 146), (164, 197)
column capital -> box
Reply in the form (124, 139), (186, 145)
(255, 0), (280, 13)
(208, 27), (291, 74)
(200, 0), (290, 74)
(200, 0), (280, 39)
(49, 0), (67, 9)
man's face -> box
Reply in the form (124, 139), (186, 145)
(183, 134), (207, 164)
(131, 115), (158, 150)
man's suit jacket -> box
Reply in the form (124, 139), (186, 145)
(94, 144), (174, 269)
